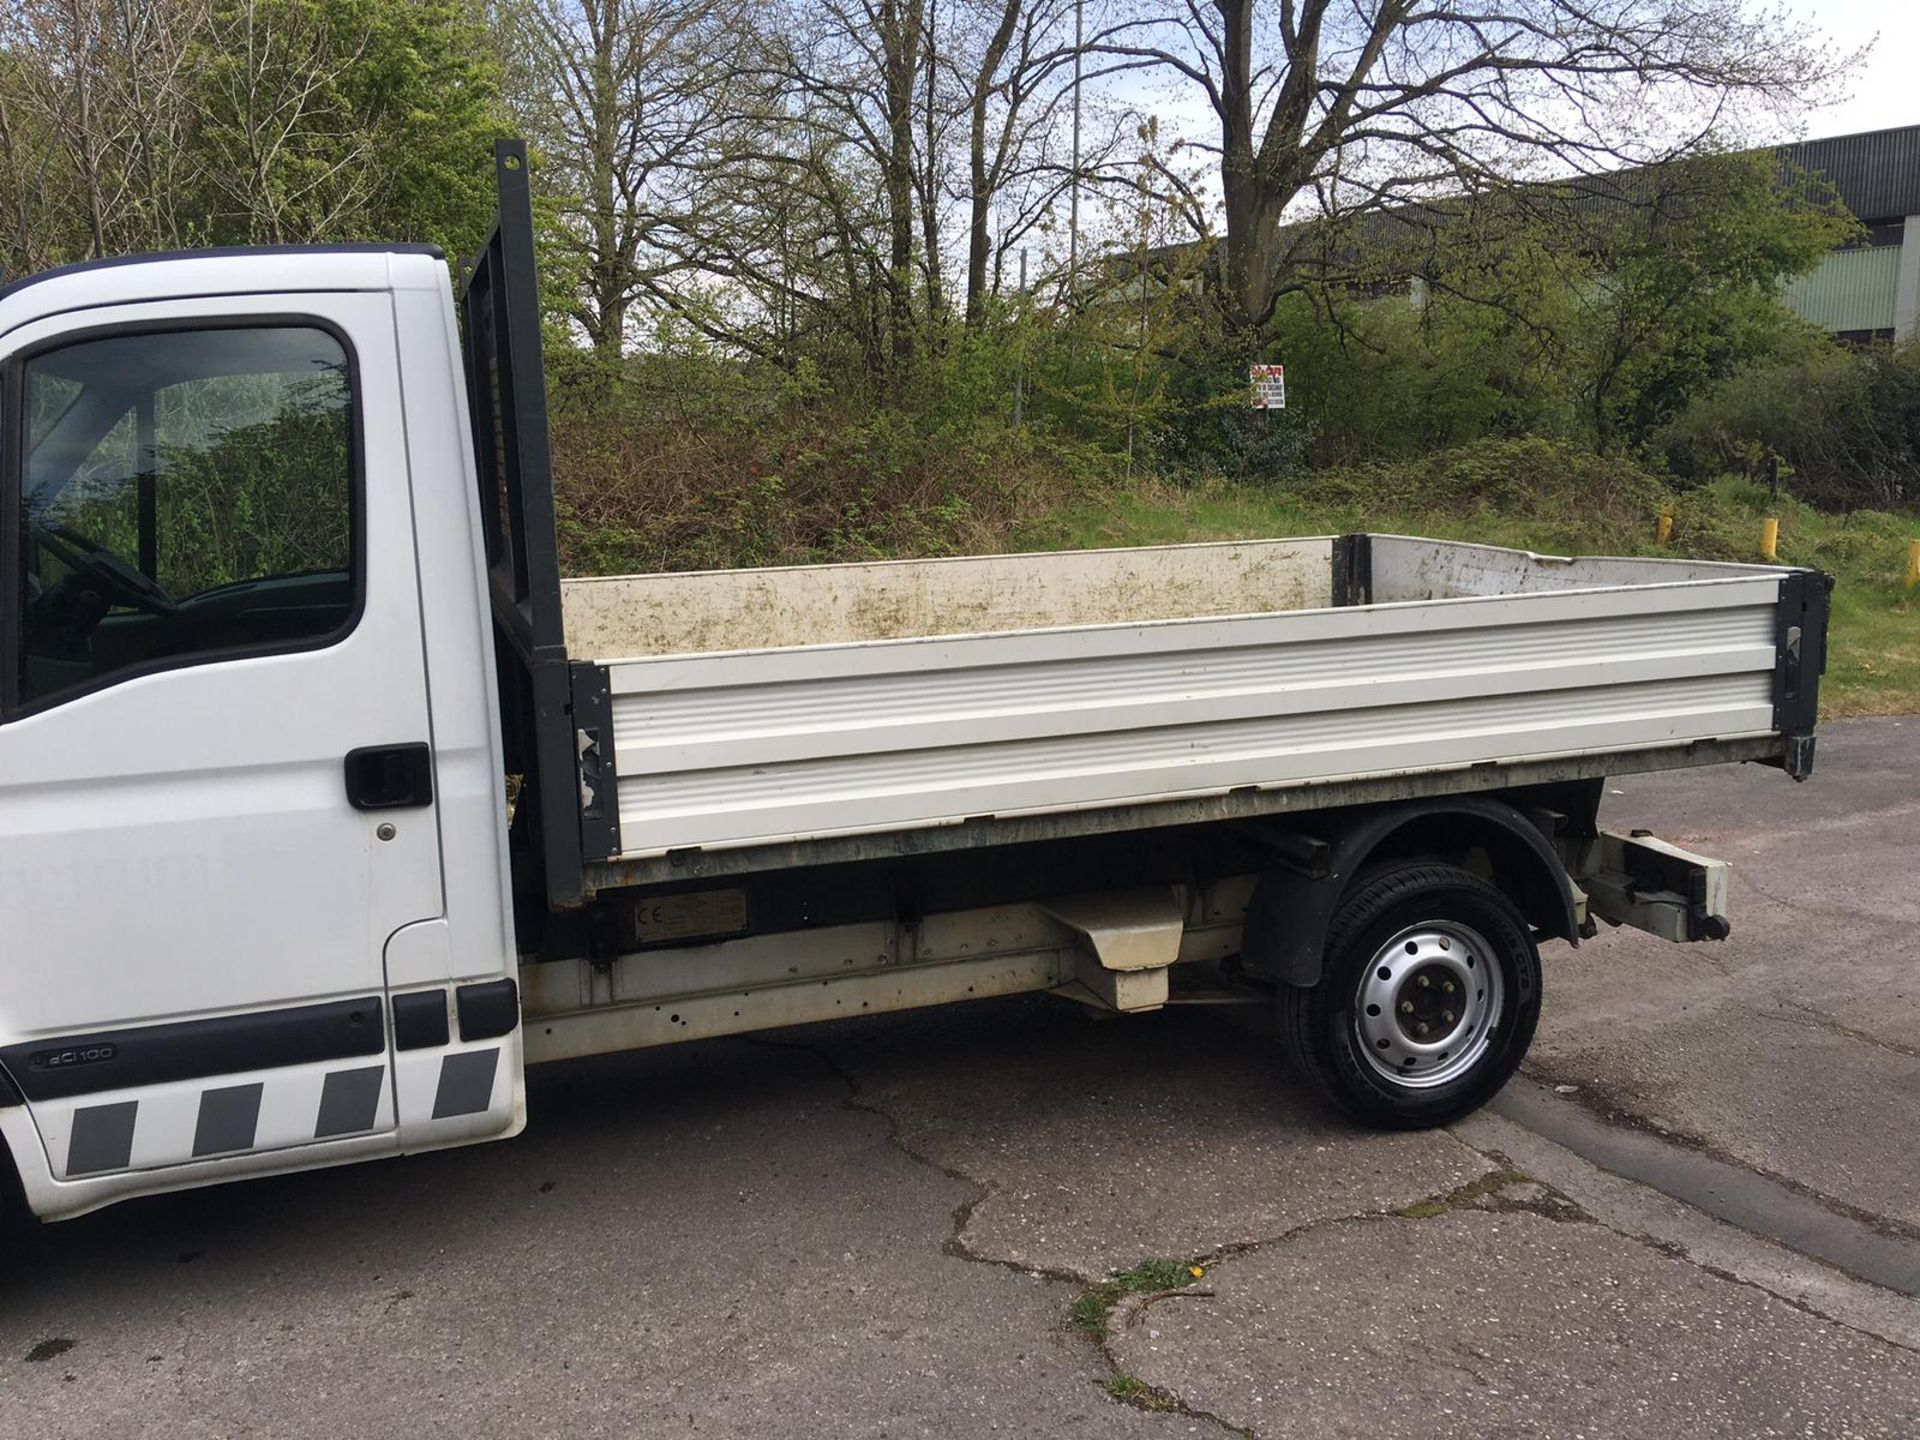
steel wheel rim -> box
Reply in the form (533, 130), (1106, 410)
(1352, 921), (1504, 1089)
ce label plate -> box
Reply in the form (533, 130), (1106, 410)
(633, 888), (749, 946)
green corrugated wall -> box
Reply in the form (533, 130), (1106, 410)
(1783, 246), (1901, 332)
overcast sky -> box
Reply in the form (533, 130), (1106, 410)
(1073, 1), (1913, 243)
(1796, 0), (1918, 137)
(1125, 2), (1915, 151)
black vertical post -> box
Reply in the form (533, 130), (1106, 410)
(1013, 248), (1027, 429)
(136, 391), (156, 579)
(460, 138), (588, 910)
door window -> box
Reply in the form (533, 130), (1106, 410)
(10, 325), (357, 710)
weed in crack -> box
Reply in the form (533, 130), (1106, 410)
(1396, 1167), (1533, 1219)
(1070, 1258), (1205, 1343)
(1105, 1373), (1177, 1412)
(735, 1033), (1087, 1285)
(1103, 1372), (1255, 1435)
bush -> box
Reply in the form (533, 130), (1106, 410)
(549, 350), (1116, 574)
(1292, 437), (1667, 533)
(1656, 340), (1920, 511)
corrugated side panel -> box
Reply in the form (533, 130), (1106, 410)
(604, 577), (1783, 858)
(1780, 126), (1920, 231)
(1783, 247), (1899, 333)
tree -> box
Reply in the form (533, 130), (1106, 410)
(0, 0), (503, 271)
(1239, 150), (1850, 461)
(949, 0), (1135, 328)
(1047, 119), (1217, 465)
(0, 45), (69, 275)
(194, 0), (503, 256)
(769, 0), (933, 383)
(1105, 0), (1844, 339)
(499, 0), (1150, 388)
(508, 0), (752, 362)
(0, 0), (210, 268)
(1564, 153), (1853, 450)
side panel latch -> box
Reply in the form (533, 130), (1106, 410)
(569, 663), (622, 863)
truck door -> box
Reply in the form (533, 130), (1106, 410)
(0, 293), (445, 1206)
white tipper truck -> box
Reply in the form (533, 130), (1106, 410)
(0, 143), (1829, 1222)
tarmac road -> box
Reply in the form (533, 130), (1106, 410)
(2, 717), (1916, 1438)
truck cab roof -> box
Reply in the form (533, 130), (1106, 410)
(0, 244), (449, 339)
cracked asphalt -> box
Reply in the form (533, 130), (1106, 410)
(3, 716), (1917, 1437)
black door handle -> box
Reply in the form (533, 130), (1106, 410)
(344, 743), (434, 810)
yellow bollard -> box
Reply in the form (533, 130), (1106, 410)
(1761, 517), (1779, 561)
(1908, 538), (1919, 590)
(1656, 510), (1673, 546)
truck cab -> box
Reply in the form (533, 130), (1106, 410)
(0, 246), (523, 1219)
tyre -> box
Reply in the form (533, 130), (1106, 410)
(0, 1136), (44, 1262)
(1279, 861), (1541, 1129)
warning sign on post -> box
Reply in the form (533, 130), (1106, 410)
(1250, 364), (1286, 410)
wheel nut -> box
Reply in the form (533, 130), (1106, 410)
(1400, 1001), (1414, 1014)
(1442, 1010), (1455, 1025)
(1415, 1022), (1429, 1036)
(1442, 981), (1456, 994)
(1417, 974), (1431, 988)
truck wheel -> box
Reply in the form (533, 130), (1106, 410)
(1279, 862), (1541, 1129)
(0, 1136), (40, 1252)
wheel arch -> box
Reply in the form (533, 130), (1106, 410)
(1243, 796), (1578, 988)
(0, 1060), (46, 1226)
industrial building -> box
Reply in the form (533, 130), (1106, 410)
(1777, 124), (1920, 341)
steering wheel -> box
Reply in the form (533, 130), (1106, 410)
(31, 524), (179, 617)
